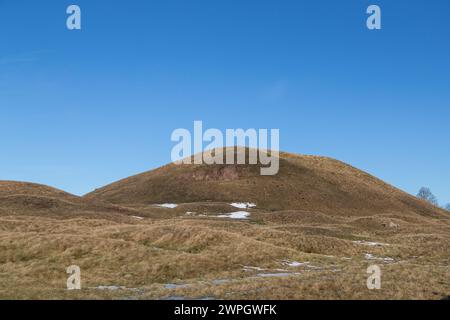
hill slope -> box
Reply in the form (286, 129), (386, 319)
(0, 181), (136, 219)
(1, 151), (449, 300)
(85, 148), (446, 217)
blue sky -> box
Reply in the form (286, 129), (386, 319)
(0, 0), (449, 205)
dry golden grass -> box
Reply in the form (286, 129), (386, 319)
(85, 148), (447, 219)
(0, 205), (448, 300)
(0, 150), (449, 300)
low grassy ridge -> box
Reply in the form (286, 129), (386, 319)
(0, 203), (449, 300)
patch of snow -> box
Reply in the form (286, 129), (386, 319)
(257, 273), (301, 278)
(163, 296), (187, 300)
(281, 260), (322, 270)
(243, 266), (266, 272)
(163, 296), (215, 301)
(306, 265), (322, 270)
(331, 269), (342, 273)
(217, 211), (250, 220)
(131, 216), (144, 220)
(389, 222), (399, 228)
(353, 240), (390, 247)
(164, 283), (190, 290)
(283, 261), (309, 267)
(364, 253), (394, 263)
(156, 203), (178, 209)
(365, 253), (376, 260)
(230, 202), (256, 209)
(96, 285), (126, 291)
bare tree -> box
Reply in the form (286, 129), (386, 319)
(416, 187), (438, 206)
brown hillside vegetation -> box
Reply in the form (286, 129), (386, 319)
(85, 148), (446, 218)
(0, 181), (137, 220)
(0, 149), (449, 300)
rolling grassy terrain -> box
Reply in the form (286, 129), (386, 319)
(1, 149), (449, 299)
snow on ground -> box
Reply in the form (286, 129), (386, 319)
(284, 261), (308, 267)
(364, 253), (394, 262)
(353, 240), (390, 247)
(163, 296), (216, 300)
(131, 216), (144, 220)
(164, 283), (190, 290)
(243, 266), (301, 278)
(257, 272), (301, 278)
(155, 203), (178, 209)
(281, 260), (322, 269)
(93, 285), (145, 293)
(217, 211), (250, 219)
(230, 202), (256, 209)
(243, 266), (267, 272)
(95, 285), (126, 291)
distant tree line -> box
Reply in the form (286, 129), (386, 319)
(416, 187), (450, 211)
